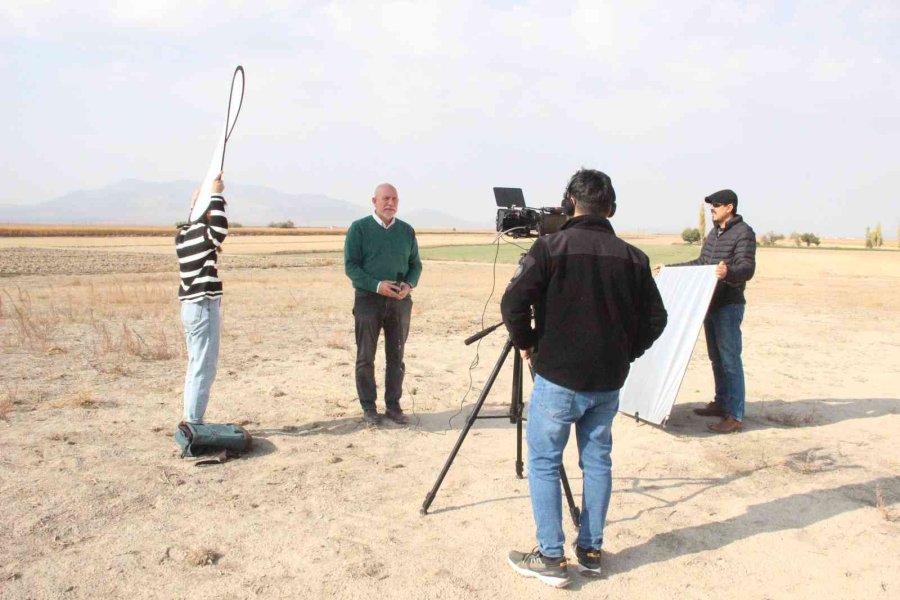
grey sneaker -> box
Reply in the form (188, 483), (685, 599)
(573, 545), (602, 576)
(362, 409), (382, 425)
(507, 548), (570, 588)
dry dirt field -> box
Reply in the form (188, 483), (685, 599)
(0, 234), (898, 599)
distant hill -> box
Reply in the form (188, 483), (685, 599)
(0, 179), (486, 229)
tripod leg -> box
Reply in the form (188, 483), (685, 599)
(560, 465), (581, 528)
(512, 351), (524, 479)
(421, 339), (514, 515)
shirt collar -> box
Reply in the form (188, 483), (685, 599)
(372, 213), (396, 229)
(560, 214), (615, 235)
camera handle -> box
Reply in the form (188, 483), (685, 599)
(420, 327), (581, 528)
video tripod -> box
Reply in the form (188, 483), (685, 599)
(420, 321), (581, 527)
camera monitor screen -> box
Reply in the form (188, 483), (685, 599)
(493, 187), (526, 208)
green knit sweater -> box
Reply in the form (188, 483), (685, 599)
(344, 215), (422, 293)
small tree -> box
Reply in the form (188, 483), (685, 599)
(268, 220), (295, 229)
(790, 231), (802, 247)
(799, 233), (820, 247)
(681, 228), (701, 245)
(865, 226), (873, 248)
(874, 222), (883, 247)
(760, 231), (784, 247)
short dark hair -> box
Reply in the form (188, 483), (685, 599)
(564, 169), (616, 216)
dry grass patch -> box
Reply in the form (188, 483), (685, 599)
(325, 333), (351, 351)
(93, 362), (131, 376)
(764, 406), (819, 427)
(91, 320), (181, 361)
(2, 288), (59, 350)
(347, 559), (386, 580)
(0, 386), (15, 420)
(2, 279), (177, 359)
(876, 485), (898, 522)
(785, 448), (835, 474)
(0, 224), (176, 237)
(187, 548), (223, 567)
(52, 389), (97, 410)
(283, 290), (303, 310)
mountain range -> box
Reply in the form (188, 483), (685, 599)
(0, 179), (486, 229)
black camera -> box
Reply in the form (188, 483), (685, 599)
(494, 187), (567, 238)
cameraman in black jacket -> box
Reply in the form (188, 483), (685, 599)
(502, 169), (666, 588)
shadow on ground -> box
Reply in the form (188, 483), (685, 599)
(604, 475), (900, 576)
(254, 397), (900, 440)
(251, 402), (528, 438)
(666, 397), (900, 435)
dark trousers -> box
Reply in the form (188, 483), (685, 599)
(353, 290), (412, 411)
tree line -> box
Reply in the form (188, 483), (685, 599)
(681, 204), (896, 249)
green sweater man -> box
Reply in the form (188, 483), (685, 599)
(343, 183), (422, 426)
(344, 215), (422, 294)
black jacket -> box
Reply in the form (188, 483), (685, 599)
(500, 215), (667, 391)
(671, 214), (756, 310)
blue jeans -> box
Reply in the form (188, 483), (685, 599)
(703, 303), (745, 421)
(527, 375), (619, 558)
(181, 297), (221, 424)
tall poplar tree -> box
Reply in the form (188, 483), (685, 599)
(699, 203), (706, 241)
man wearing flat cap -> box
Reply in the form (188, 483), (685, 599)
(661, 189), (756, 433)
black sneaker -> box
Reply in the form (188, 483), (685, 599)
(384, 408), (409, 425)
(362, 409), (382, 425)
(573, 545), (602, 576)
(507, 548), (570, 588)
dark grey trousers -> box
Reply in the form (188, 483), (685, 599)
(353, 290), (412, 411)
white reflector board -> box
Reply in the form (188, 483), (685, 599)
(619, 265), (718, 426)
(190, 130), (227, 223)
(190, 67), (245, 223)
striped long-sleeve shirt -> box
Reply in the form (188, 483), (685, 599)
(175, 195), (228, 302)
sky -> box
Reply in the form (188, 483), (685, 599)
(1, 0), (898, 236)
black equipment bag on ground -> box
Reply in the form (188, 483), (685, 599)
(176, 422), (252, 461)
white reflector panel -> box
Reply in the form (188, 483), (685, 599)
(619, 265), (718, 425)
(190, 67), (245, 223)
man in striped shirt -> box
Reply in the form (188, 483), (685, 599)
(175, 174), (228, 424)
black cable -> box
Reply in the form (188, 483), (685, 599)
(442, 228), (526, 431)
(221, 65), (245, 170)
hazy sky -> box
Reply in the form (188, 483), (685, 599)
(2, 1), (898, 236)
